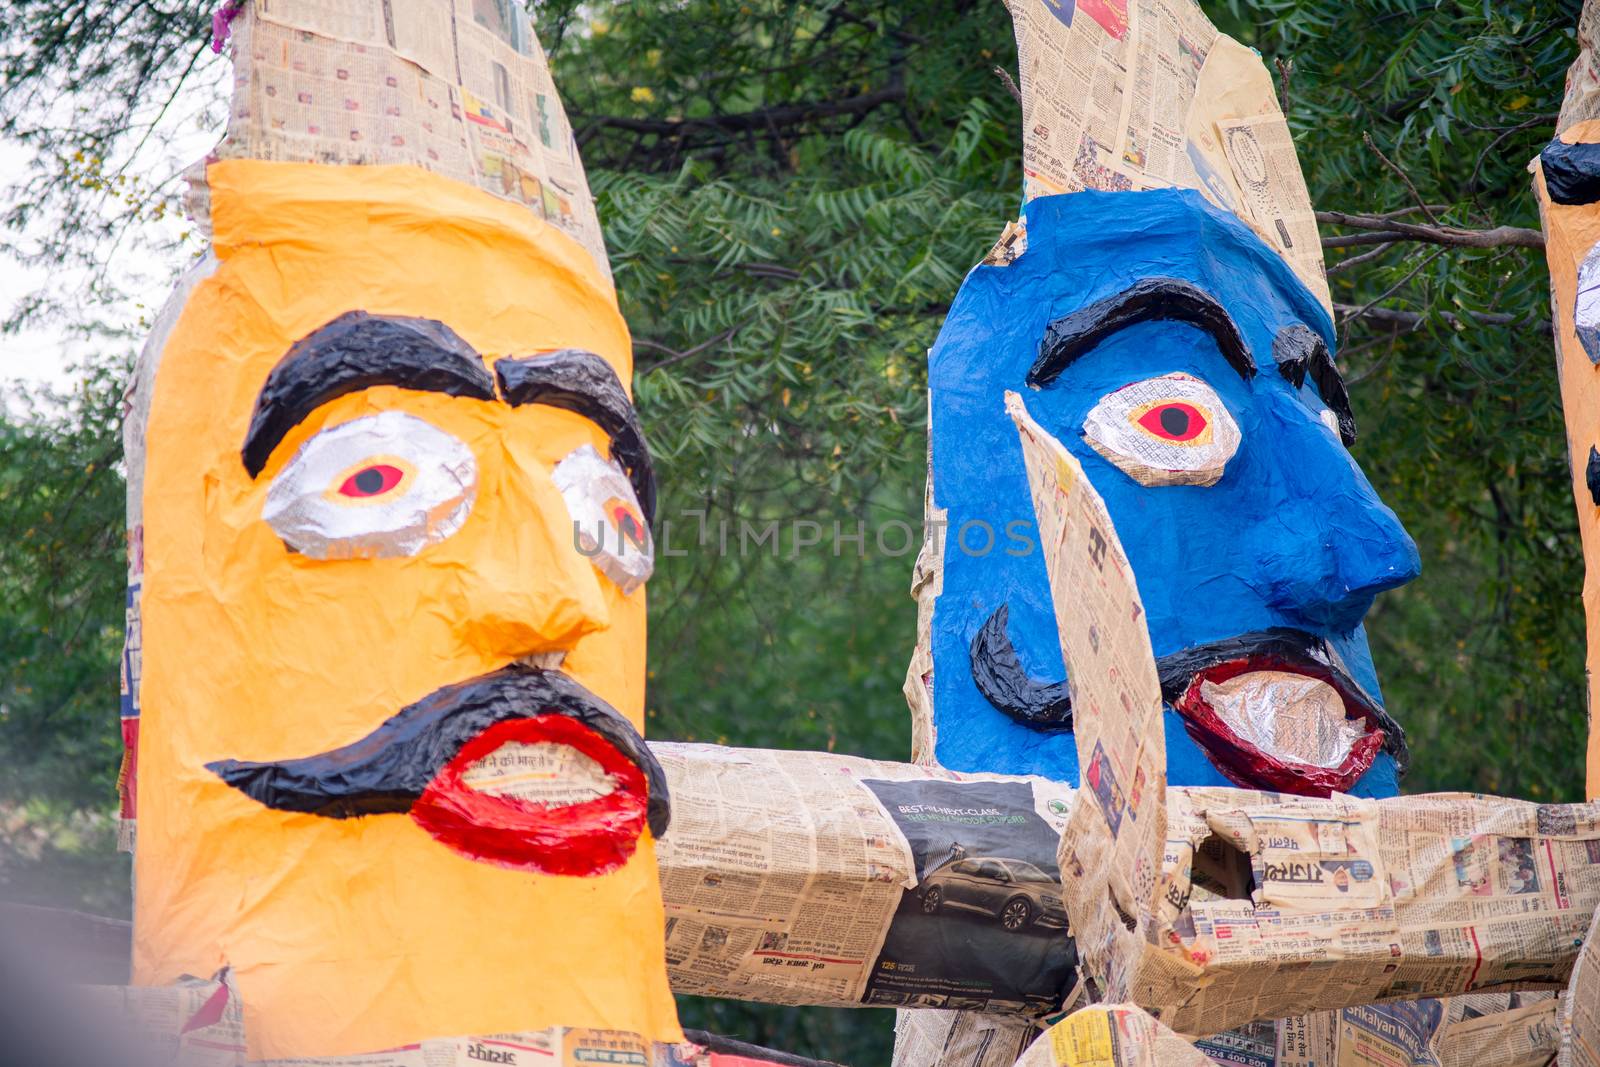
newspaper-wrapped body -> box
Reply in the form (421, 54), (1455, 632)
(653, 743), (1081, 1016)
(1121, 788), (1598, 1032)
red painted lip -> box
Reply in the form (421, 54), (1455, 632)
(410, 714), (648, 876)
(1172, 654), (1385, 797)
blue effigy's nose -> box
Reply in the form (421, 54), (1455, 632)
(1247, 449), (1421, 635)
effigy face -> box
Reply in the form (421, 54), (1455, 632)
(924, 188), (1421, 797)
(128, 161), (679, 1057)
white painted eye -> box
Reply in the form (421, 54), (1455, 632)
(1082, 373), (1241, 487)
(263, 411), (476, 559)
(1576, 241), (1600, 363)
(553, 444), (653, 593)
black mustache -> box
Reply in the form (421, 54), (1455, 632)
(969, 605), (1408, 769)
(969, 605), (1073, 731)
(207, 664), (670, 836)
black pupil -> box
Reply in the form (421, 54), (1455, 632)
(354, 468), (386, 494)
(1158, 406), (1189, 436)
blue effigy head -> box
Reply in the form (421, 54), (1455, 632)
(927, 188), (1421, 798)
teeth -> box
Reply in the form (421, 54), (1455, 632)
(461, 740), (616, 805)
(515, 651), (567, 671)
(1200, 671), (1368, 769)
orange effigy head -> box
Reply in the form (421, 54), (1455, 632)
(130, 159), (679, 1057)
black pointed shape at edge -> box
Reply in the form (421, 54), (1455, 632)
(968, 604), (1075, 731)
(207, 665), (670, 838)
(1542, 140), (1600, 206)
(1588, 446), (1600, 507)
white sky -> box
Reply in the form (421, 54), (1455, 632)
(0, 57), (230, 392)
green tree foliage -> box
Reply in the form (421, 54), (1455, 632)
(0, 356), (133, 919)
(0, 356), (128, 807)
(0, 0), (1593, 1060)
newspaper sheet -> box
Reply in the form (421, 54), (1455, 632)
(1562, 901), (1600, 1066)
(908, 1004), (1476, 1067)
(1213, 114), (1324, 294)
(1015, 1004), (1212, 1067)
(653, 743), (1080, 1014)
(1004, 391), (1169, 1004)
(1439, 997), (1559, 1067)
(1194, 997), (1559, 1067)
(894, 1011), (1042, 1067)
(221, 0), (610, 284)
(1561, 0), (1600, 135)
(1001, 0), (1329, 309)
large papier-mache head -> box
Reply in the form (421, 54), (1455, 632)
(907, 0), (1421, 798)
(120, 0), (679, 1057)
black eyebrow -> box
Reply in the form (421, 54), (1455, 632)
(495, 351), (658, 525)
(242, 312), (496, 476)
(1540, 139), (1600, 205)
(1027, 278), (1257, 389)
(1272, 324), (1356, 446)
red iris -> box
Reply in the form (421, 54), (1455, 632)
(1137, 402), (1206, 442)
(605, 497), (645, 544)
(337, 463), (405, 498)
(613, 505), (641, 540)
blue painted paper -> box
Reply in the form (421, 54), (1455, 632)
(927, 188), (1420, 795)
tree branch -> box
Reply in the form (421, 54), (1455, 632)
(1332, 302), (1549, 334)
(636, 321), (749, 375)
(1364, 131), (1441, 224)
(683, 1029), (847, 1067)
(1339, 248), (1444, 333)
(1317, 211), (1543, 250)
(825, 4), (928, 45)
(1326, 241), (1398, 276)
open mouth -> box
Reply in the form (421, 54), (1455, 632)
(970, 609), (1406, 796)
(1158, 629), (1401, 797)
(206, 665), (668, 877)
(412, 714), (650, 876)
